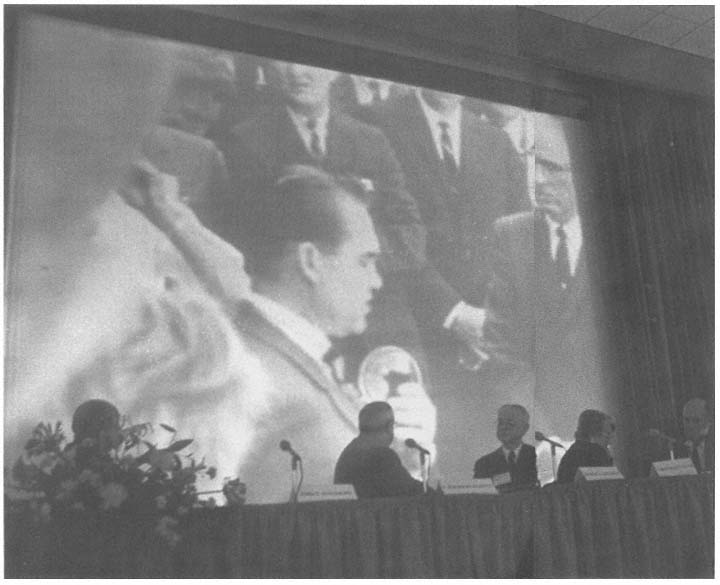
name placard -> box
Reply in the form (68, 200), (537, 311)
(651, 458), (697, 477)
(491, 472), (512, 487)
(297, 484), (357, 502)
(440, 477), (498, 495)
(575, 466), (624, 482)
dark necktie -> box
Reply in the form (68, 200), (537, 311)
(306, 118), (323, 159)
(555, 226), (571, 290)
(507, 450), (517, 477)
(438, 121), (457, 175)
(367, 79), (381, 103)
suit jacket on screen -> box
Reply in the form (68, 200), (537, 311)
(222, 105), (425, 273)
(142, 125), (232, 238)
(377, 93), (529, 327)
(482, 211), (606, 447)
(473, 443), (539, 490)
(231, 301), (362, 504)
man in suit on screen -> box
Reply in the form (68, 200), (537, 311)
(220, 60), (426, 369)
(226, 167), (436, 503)
(376, 88), (529, 470)
(473, 404), (538, 491)
(377, 88), (528, 367)
(481, 113), (608, 483)
(115, 154), (437, 503)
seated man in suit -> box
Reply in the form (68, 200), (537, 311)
(473, 404), (538, 492)
(335, 401), (426, 498)
(556, 409), (615, 483)
(681, 397), (713, 473)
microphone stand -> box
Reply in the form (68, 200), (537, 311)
(289, 454), (303, 504)
(420, 451), (428, 494)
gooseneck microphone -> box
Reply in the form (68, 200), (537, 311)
(279, 439), (303, 502)
(279, 439), (302, 459)
(405, 438), (431, 455)
(535, 431), (566, 450)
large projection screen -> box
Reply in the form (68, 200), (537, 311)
(5, 14), (614, 501)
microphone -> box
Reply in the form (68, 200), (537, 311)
(648, 428), (677, 445)
(279, 439), (302, 461)
(405, 438), (430, 455)
(535, 431), (566, 450)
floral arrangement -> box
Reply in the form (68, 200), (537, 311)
(6, 400), (244, 546)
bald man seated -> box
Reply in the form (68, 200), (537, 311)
(473, 404), (539, 492)
(334, 401), (426, 498)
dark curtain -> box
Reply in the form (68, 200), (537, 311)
(6, 476), (713, 578)
(586, 82), (713, 476)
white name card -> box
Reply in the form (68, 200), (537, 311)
(651, 458), (697, 477)
(441, 477), (498, 495)
(492, 472), (512, 487)
(575, 466), (624, 482)
(297, 484), (357, 502)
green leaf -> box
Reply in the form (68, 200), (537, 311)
(167, 439), (193, 452)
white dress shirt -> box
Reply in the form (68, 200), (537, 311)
(417, 91), (462, 166)
(250, 293), (332, 372)
(350, 75), (391, 105)
(502, 444), (523, 463)
(287, 105), (330, 157)
(545, 213), (583, 276)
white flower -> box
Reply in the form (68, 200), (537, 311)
(99, 482), (128, 509)
(78, 469), (102, 487)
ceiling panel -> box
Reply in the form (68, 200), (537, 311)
(586, 5), (659, 35)
(662, 5), (715, 24)
(673, 22), (715, 58)
(528, 5), (714, 59)
(529, 5), (608, 22)
(633, 13), (699, 45)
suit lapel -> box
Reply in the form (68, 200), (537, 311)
(562, 245), (589, 316)
(459, 109), (484, 177)
(493, 447), (509, 472)
(326, 112), (356, 172)
(233, 301), (361, 429)
(234, 301), (334, 393)
(533, 212), (559, 309)
(275, 107), (316, 166)
(407, 96), (444, 175)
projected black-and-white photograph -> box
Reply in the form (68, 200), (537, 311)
(4, 6), (714, 580)
(5, 15), (611, 502)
